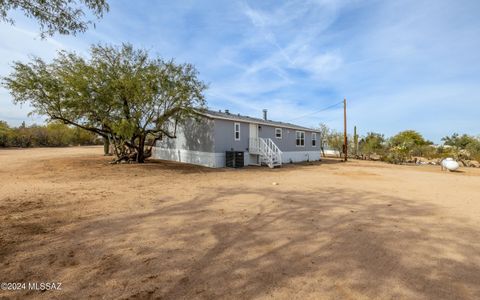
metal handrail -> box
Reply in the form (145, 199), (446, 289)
(249, 137), (282, 168)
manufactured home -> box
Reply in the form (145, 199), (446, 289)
(152, 109), (321, 168)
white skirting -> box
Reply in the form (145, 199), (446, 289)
(323, 149), (340, 156)
(282, 151), (321, 163)
(152, 148), (226, 168)
(152, 147), (321, 168)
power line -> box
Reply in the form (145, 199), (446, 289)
(287, 100), (344, 121)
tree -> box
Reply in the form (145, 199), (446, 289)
(0, 0), (109, 37)
(442, 133), (480, 161)
(326, 130), (344, 157)
(71, 126), (99, 145)
(2, 44), (207, 163)
(390, 130), (432, 148)
(387, 130), (433, 162)
(44, 122), (74, 146)
(317, 123), (329, 157)
(11, 122), (35, 147)
(358, 132), (385, 158)
(442, 133), (477, 149)
(0, 120), (99, 147)
(0, 120), (10, 147)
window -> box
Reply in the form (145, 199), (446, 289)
(296, 131), (305, 146)
(275, 128), (282, 139)
(234, 123), (241, 140)
(312, 133), (317, 147)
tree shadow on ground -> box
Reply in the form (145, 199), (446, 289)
(1, 187), (480, 299)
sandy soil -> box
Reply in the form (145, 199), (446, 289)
(1, 146), (480, 299)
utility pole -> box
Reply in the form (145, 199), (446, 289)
(354, 126), (358, 157)
(343, 98), (348, 162)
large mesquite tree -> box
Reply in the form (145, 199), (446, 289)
(0, 0), (109, 37)
(2, 44), (207, 163)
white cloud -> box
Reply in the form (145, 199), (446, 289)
(204, 0), (347, 117)
(238, 0), (345, 78)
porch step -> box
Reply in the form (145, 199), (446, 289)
(249, 137), (282, 168)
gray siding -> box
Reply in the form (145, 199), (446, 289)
(213, 119), (319, 153)
(156, 118), (215, 152)
(213, 119), (249, 152)
(258, 124), (319, 152)
(157, 117), (319, 154)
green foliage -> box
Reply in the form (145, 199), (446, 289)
(0, 0), (109, 37)
(385, 130), (433, 163)
(327, 130), (344, 157)
(0, 120), (10, 147)
(442, 133), (480, 161)
(317, 123), (330, 156)
(45, 122), (74, 146)
(353, 126), (358, 155)
(0, 120), (100, 147)
(389, 130), (432, 148)
(382, 145), (409, 164)
(358, 132), (386, 158)
(466, 141), (480, 161)
(410, 144), (437, 158)
(72, 126), (99, 145)
(317, 126), (479, 165)
(2, 43), (207, 163)
(442, 133), (477, 149)
(316, 123), (345, 157)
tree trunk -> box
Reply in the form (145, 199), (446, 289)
(136, 135), (146, 163)
(103, 137), (110, 155)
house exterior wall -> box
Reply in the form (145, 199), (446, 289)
(257, 124), (318, 152)
(212, 119), (320, 164)
(152, 118), (224, 167)
(256, 124), (320, 163)
(213, 119), (249, 153)
(156, 118), (215, 152)
(152, 116), (321, 167)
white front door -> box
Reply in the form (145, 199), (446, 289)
(249, 123), (260, 164)
(249, 123), (258, 139)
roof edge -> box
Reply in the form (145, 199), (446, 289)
(196, 110), (321, 133)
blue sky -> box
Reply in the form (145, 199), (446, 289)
(1, 0), (479, 143)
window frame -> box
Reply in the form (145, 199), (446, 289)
(234, 122), (241, 141)
(312, 132), (317, 147)
(275, 128), (282, 139)
(296, 131), (305, 147)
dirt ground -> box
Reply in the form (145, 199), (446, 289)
(1, 146), (480, 299)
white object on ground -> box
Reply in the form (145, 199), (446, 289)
(441, 158), (460, 171)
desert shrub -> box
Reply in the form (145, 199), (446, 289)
(45, 122), (75, 146)
(382, 145), (409, 164)
(0, 121), (11, 147)
(390, 130), (432, 148)
(441, 133), (480, 161)
(326, 130), (344, 157)
(71, 127), (102, 145)
(386, 130), (432, 163)
(0, 120), (100, 147)
(10, 122), (36, 147)
(358, 132), (386, 158)
(465, 138), (480, 161)
(442, 133), (476, 149)
(411, 144), (437, 158)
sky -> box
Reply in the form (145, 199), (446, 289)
(1, 0), (479, 143)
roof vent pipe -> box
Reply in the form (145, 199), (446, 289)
(263, 109), (267, 120)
